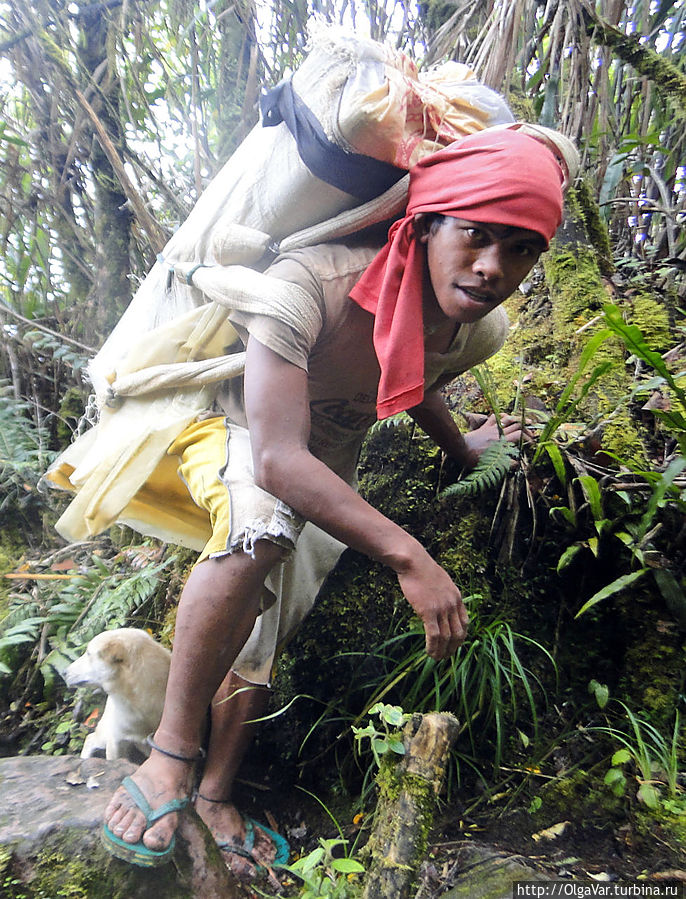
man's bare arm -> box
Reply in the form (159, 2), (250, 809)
(409, 389), (528, 469)
(243, 337), (468, 659)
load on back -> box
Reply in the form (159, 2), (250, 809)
(43, 28), (572, 550)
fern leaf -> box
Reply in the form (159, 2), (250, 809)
(367, 412), (412, 437)
(440, 439), (518, 498)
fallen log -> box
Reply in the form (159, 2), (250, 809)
(362, 711), (460, 899)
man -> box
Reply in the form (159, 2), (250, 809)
(102, 127), (568, 876)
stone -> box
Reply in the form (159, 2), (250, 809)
(440, 845), (555, 899)
(0, 754), (240, 898)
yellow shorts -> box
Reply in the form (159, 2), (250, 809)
(168, 416), (305, 565)
(167, 416), (346, 685)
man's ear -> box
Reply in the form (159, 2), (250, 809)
(414, 213), (430, 244)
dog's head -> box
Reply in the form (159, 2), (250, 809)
(64, 630), (132, 693)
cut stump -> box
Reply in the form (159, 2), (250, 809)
(362, 711), (459, 899)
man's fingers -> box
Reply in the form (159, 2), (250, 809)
(424, 605), (469, 659)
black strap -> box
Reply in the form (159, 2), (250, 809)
(260, 79), (406, 202)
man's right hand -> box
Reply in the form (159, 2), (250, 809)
(395, 546), (469, 659)
(244, 338), (468, 661)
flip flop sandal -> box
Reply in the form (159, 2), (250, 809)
(102, 775), (190, 868)
(217, 816), (290, 873)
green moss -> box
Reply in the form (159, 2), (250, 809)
(535, 767), (625, 827)
(633, 803), (686, 852)
(9, 828), (199, 898)
(587, 18), (686, 110)
(505, 92), (536, 123)
(629, 292), (671, 352)
(365, 754), (436, 880)
(618, 621), (683, 725)
(543, 247), (607, 340)
(574, 180), (614, 276)
(596, 411), (646, 467)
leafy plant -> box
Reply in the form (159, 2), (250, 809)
(352, 702), (409, 769)
(0, 551), (174, 684)
(602, 303), (686, 453)
(597, 703), (683, 812)
(0, 380), (55, 518)
(349, 599), (556, 776)
(281, 838), (365, 899)
(532, 329), (615, 466)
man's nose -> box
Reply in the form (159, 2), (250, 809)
(473, 245), (504, 281)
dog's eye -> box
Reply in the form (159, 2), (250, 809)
(112, 657), (125, 664)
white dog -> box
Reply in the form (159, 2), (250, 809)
(65, 627), (171, 761)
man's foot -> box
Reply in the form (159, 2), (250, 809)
(104, 749), (197, 855)
(195, 794), (287, 882)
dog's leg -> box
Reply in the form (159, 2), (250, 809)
(81, 731), (105, 759)
(105, 738), (126, 760)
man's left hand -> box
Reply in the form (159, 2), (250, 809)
(461, 412), (532, 470)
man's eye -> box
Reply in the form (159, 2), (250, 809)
(466, 227), (486, 241)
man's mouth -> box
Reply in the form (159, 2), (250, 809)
(458, 285), (496, 303)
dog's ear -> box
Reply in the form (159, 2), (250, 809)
(100, 637), (126, 666)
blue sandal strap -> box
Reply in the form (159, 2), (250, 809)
(246, 817), (290, 866)
(242, 818), (255, 853)
(121, 775), (189, 825)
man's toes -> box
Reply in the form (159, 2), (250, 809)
(224, 852), (257, 881)
(142, 817), (175, 851)
(107, 804), (136, 834)
(253, 831), (276, 865)
(114, 808), (145, 841)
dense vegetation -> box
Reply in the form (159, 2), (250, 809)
(0, 0), (684, 893)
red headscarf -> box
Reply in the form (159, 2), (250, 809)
(350, 129), (565, 419)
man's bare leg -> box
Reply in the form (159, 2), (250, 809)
(104, 540), (283, 853)
(195, 670), (275, 876)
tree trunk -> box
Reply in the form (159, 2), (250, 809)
(79, 6), (133, 340)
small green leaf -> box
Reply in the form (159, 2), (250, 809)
(588, 679), (609, 709)
(604, 767), (626, 786)
(576, 475), (603, 521)
(637, 783), (660, 809)
(557, 543), (583, 572)
(331, 858), (365, 874)
(542, 442), (567, 487)
(381, 705), (406, 727)
(299, 847), (325, 873)
(611, 749), (632, 765)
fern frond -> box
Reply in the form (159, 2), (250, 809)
(0, 380), (55, 504)
(367, 412), (412, 437)
(440, 439), (518, 498)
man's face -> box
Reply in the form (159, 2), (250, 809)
(420, 216), (546, 325)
